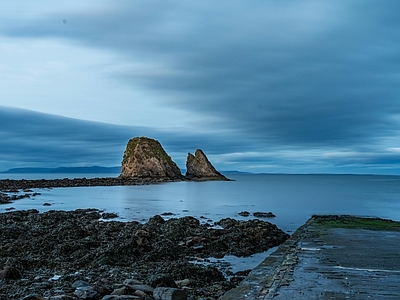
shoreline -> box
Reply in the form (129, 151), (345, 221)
(0, 175), (233, 191)
(0, 177), (181, 191)
(0, 208), (289, 299)
(0, 177), (183, 205)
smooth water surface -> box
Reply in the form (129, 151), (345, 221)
(2, 174), (400, 232)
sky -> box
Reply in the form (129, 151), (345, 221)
(1, 0), (400, 174)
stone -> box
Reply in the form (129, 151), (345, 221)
(123, 284), (154, 294)
(153, 287), (187, 300)
(147, 274), (177, 288)
(175, 279), (191, 287)
(21, 295), (45, 300)
(238, 211), (250, 217)
(123, 279), (143, 286)
(253, 211), (276, 218)
(74, 288), (97, 299)
(101, 212), (118, 219)
(120, 137), (182, 180)
(185, 149), (229, 181)
(74, 285), (98, 299)
(0, 265), (21, 280)
(102, 296), (140, 300)
(72, 280), (91, 288)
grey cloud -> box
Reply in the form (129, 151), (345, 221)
(0, 107), (247, 171)
(2, 1), (400, 173)
(0, 107), (136, 169)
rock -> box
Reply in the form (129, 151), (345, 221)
(175, 279), (191, 287)
(123, 284), (154, 294)
(238, 211), (250, 217)
(133, 290), (147, 297)
(20, 295), (45, 300)
(120, 137), (183, 180)
(74, 286), (98, 299)
(0, 265), (21, 280)
(72, 280), (91, 288)
(185, 149), (229, 181)
(101, 212), (119, 219)
(153, 287), (187, 300)
(0, 192), (12, 204)
(0, 209), (289, 299)
(73, 281), (97, 299)
(253, 211), (276, 218)
(110, 286), (135, 295)
(123, 279), (144, 285)
(147, 274), (177, 288)
(160, 212), (175, 216)
(102, 296), (140, 300)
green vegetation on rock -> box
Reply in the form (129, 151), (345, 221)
(314, 215), (400, 231)
(120, 136), (182, 179)
(122, 137), (173, 165)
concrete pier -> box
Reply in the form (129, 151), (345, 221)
(220, 215), (400, 299)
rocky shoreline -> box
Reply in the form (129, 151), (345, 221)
(0, 177), (182, 205)
(0, 177), (180, 191)
(0, 209), (289, 299)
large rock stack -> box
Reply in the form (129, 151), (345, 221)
(120, 137), (183, 180)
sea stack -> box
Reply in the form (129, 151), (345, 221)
(120, 137), (182, 180)
(185, 149), (229, 181)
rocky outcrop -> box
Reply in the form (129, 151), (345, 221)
(120, 137), (183, 180)
(0, 209), (289, 299)
(185, 149), (229, 181)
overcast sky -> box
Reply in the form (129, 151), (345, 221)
(1, 1), (400, 174)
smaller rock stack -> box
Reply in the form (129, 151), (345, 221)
(185, 149), (229, 181)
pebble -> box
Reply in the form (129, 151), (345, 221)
(153, 287), (187, 300)
(102, 296), (140, 300)
(21, 295), (45, 300)
(74, 286), (98, 299)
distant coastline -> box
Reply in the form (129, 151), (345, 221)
(1, 166), (121, 174)
(1, 166), (251, 175)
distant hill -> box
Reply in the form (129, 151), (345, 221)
(2, 167), (249, 175)
(180, 169), (251, 175)
(1, 166), (121, 174)
(220, 170), (252, 174)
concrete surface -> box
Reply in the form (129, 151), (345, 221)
(220, 216), (400, 300)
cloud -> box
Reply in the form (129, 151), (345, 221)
(1, 1), (400, 174)
(0, 107), (133, 169)
(0, 106), (248, 171)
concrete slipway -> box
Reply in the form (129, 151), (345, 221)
(220, 215), (400, 300)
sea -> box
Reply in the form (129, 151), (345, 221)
(1, 173), (400, 271)
(2, 172), (400, 232)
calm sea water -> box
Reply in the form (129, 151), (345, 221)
(1, 173), (400, 233)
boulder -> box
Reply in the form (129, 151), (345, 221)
(120, 137), (182, 180)
(185, 149), (229, 181)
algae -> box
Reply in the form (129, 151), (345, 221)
(314, 215), (400, 231)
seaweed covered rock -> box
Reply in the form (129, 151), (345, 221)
(120, 137), (183, 180)
(185, 149), (229, 181)
(0, 209), (289, 299)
